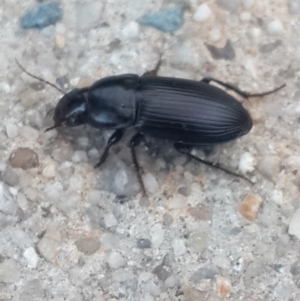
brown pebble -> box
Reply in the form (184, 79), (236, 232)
(215, 276), (231, 296)
(238, 193), (263, 221)
(188, 206), (211, 220)
(9, 147), (39, 169)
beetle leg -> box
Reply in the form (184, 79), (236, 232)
(201, 77), (285, 98)
(130, 133), (147, 196)
(95, 129), (124, 168)
(174, 143), (254, 185)
(142, 57), (162, 77)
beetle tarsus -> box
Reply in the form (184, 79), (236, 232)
(142, 56), (162, 77)
(130, 133), (147, 196)
(201, 77), (285, 99)
(174, 143), (254, 185)
(95, 129), (124, 168)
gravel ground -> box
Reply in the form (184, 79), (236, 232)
(1, 0), (300, 300)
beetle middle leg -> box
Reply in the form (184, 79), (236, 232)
(174, 143), (253, 184)
(95, 129), (124, 168)
(130, 133), (147, 196)
(201, 77), (285, 98)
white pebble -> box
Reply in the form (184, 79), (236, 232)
(72, 150), (88, 163)
(17, 193), (29, 211)
(5, 123), (18, 139)
(193, 3), (212, 23)
(42, 163), (57, 178)
(172, 238), (186, 257)
(267, 20), (284, 35)
(238, 152), (256, 173)
(288, 208), (300, 240)
(248, 27), (262, 41)
(150, 223), (165, 247)
(240, 12), (251, 23)
(20, 126), (39, 142)
(209, 28), (221, 42)
(104, 213), (117, 228)
(143, 173), (159, 194)
(23, 247), (39, 268)
(121, 21), (139, 39)
(106, 251), (126, 269)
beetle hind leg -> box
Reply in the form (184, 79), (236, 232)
(130, 133), (147, 196)
(174, 143), (253, 185)
(95, 129), (124, 168)
(201, 77), (285, 98)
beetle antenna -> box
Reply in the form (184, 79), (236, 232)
(15, 59), (66, 95)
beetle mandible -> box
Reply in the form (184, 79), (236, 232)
(17, 59), (285, 195)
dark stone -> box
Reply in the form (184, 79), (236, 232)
(137, 238), (151, 249)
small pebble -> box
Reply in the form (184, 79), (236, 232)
(164, 275), (178, 288)
(193, 3), (212, 23)
(143, 173), (159, 194)
(172, 238), (186, 257)
(9, 147), (39, 169)
(20, 126), (39, 142)
(188, 206), (211, 220)
(267, 20), (284, 35)
(153, 264), (171, 281)
(51, 140), (73, 162)
(75, 238), (101, 255)
(288, 208), (300, 240)
(163, 213), (174, 226)
(139, 6), (184, 33)
(121, 21), (139, 39)
(2, 167), (19, 186)
(216, 0), (237, 12)
(55, 34), (65, 48)
(42, 162), (57, 178)
(104, 213), (118, 228)
(258, 156), (280, 182)
(273, 282), (292, 301)
(150, 223), (165, 247)
(215, 276), (231, 296)
(23, 247), (39, 268)
(37, 227), (63, 262)
(209, 28), (221, 42)
(106, 251), (126, 269)
(19, 89), (39, 107)
(187, 232), (208, 252)
(238, 152), (256, 174)
(238, 193), (263, 221)
(0, 259), (21, 283)
(75, 1), (104, 30)
(240, 12), (251, 22)
(241, 0), (254, 9)
(5, 123), (18, 139)
(205, 39), (236, 60)
(137, 238), (152, 249)
(72, 150), (88, 163)
(20, 1), (62, 29)
(0, 100), (7, 117)
(288, 0), (300, 14)
(190, 264), (218, 282)
(22, 279), (44, 299)
(17, 193), (28, 211)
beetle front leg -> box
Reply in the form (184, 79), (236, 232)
(130, 133), (147, 196)
(201, 77), (285, 98)
(174, 143), (253, 184)
(95, 129), (125, 168)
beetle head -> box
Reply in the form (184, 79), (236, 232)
(46, 88), (89, 131)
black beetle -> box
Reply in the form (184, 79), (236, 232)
(17, 59), (285, 194)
